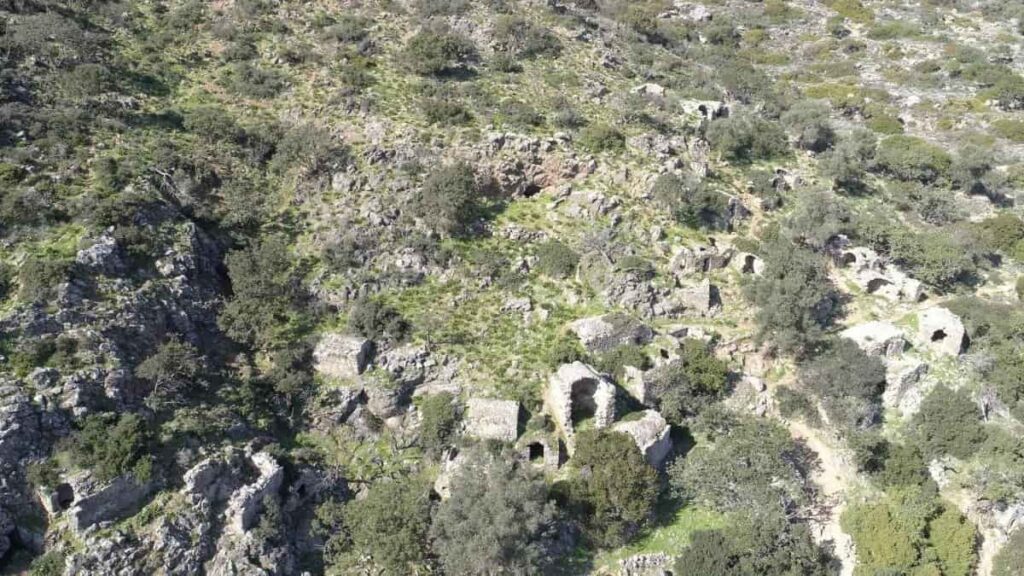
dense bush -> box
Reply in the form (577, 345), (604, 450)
(578, 123), (625, 152)
(706, 114), (789, 162)
(560, 429), (659, 547)
(402, 25), (477, 76)
(430, 451), (558, 574)
(874, 135), (952, 183)
(18, 257), (70, 304)
(820, 129), (876, 192)
(417, 392), (460, 457)
(674, 513), (833, 576)
(492, 16), (561, 58)
(135, 338), (207, 411)
(650, 173), (730, 230)
(269, 123), (343, 176)
(781, 101), (835, 152)
(593, 344), (650, 380)
(347, 298), (409, 341)
(64, 413), (153, 483)
(842, 488), (976, 576)
(535, 240), (580, 279)
(646, 339), (729, 424)
(224, 62), (287, 98)
(745, 238), (838, 353)
(799, 338), (886, 430)
(912, 385), (987, 460)
(408, 162), (484, 237)
(671, 412), (815, 515)
(342, 476), (433, 573)
(219, 235), (308, 348)
(784, 188), (854, 249)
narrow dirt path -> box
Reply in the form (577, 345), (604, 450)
(788, 419), (859, 576)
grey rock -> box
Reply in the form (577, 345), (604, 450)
(68, 474), (156, 533)
(568, 314), (653, 354)
(464, 398), (520, 442)
(611, 410), (672, 468)
(841, 322), (906, 359)
(917, 308), (966, 357)
(313, 333), (373, 381)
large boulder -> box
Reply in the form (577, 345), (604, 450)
(313, 333), (373, 381)
(883, 360), (931, 417)
(568, 314), (653, 354)
(67, 474), (156, 533)
(840, 321), (906, 359)
(611, 410), (673, 468)
(917, 308), (966, 356)
(464, 398), (520, 443)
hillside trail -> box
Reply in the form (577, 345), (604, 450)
(787, 419), (858, 576)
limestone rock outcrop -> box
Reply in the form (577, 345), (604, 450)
(917, 308), (966, 357)
(464, 398), (520, 442)
(611, 410), (673, 468)
(840, 321), (906, 359)
(313, 333), (374, 381)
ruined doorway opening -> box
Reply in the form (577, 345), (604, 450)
(523, 183), (542, 198)
(866, 278), (892, 294)
(528, 442), (544, 462)
(56, 483), (74, 510)
(931, 329), (947, 342)
(841, 253), (857, 267)
(570, 378), (599, 427)
(742, 254), (757, 274)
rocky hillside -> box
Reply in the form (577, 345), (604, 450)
(2, 0), (1024, 574)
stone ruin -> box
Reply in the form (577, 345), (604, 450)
(611, 410), (673, 469)
(832, 243), (923, 303)
(463, 398), (520, 443)
(840, 321), (907, 359)
(544, 362), (618, 451)
(313, 333), (373, 381)
(516, 434), (565, 472)
(54, 473), (155, 534)
(568, 313), (653, 354)
(917, 307), (967, 357)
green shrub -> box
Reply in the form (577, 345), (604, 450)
(824, 0), (874, 23)
(270, 123), (342, 176)
(135, 338), (206, 410)
(1016, 276), (1024, 300)
(578, 123), (625, 152)
(545, 333), (587, 367)
(647, 340), (729, 424)
(224, 62), (286, 98)
(0, 262), (14, 302)
(18, 257), (70, 304)
(799, 338), (885, 430)
(976, 213), (1024, 253)
(418, 392), (461, 457)
(745, 238), (837, 353)
(992, 119), (1024, 142)
(421, 96), (473, 126)
(820, 129), (877, 191)
(493, 15), (561, 58)
(402, 25), (477, 76)
(781, 101), (835, 152)
(64, 413), (153, 483)
(561, 429), (660, 547)
(496, 100), (544, 129)
(409, 162), (484, 237)
(414, 0), (468, 16)
(535, 241), (580, 279)
(706, 114), (789, 162)
(874, 135), (952, 183)
(320, 14), (369, 43)
(347, 298), (409, 341)
(29, 551), (65, 576)
(594, 344), (651, 380)
(430, 450), (558, 574)
(343, 476), (433, 573)
(913, 385), (987, 460)
(776, 387), (821, 426)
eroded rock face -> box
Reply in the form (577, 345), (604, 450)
(917, 308), (966, 356)
(611, 410), (673, 469)
(834, 245), (923, 303)
(67, 474), (156, 533)
(841, 321), (906, 359)
(464, 398), (520, 442)
(568, 314), (653, 354)
(544, 362), (617, 450)
(884, 360), (931, 417)
(619, 552), (671, 576)
(313, 333), (374, 381)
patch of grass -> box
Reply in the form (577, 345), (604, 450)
(595, 506), (728, 569)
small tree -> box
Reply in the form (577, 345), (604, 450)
(418, 392), (460, 458)
(874, 135), (952, 183)
(566, 429), (659, 547)
(402, 24), (477, 76)
(782, 100), (836, 152)
(347, 297), (409, 341)
(706, 114), (789, 162)
(820, 128), (877, 192)
(912, 385), (987, 460)
(535, 240), (580, 279)
(409, 162), (483, 237)
(343, 476), (433, 573)
(135, 337), (207, 410)
(799, 338), (885, 430)
(647, 339), (729, 424)
(430, 450), (559, 574)
(745, 238), (838, 353)
(64, 413), (153, 483)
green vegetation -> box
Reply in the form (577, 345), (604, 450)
(63, 413), (153, 483)
(912, 385), (987, 460)
(535, 240), (581, 279)
(431, 450), (558, 574)
(874, 135), (953, 183)
(339, 476), (433, 573)
(417, 392), (461, 457)
(799, 338), (885, 431)
(409, 162), (487, 238)
(706, 114), (789, 162)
